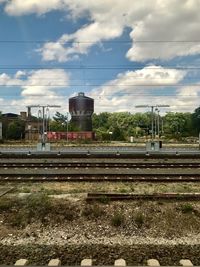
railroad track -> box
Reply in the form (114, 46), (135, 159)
(1, 173), (200, 182)
(1, 162), (200, 168)
(86, 192), (200, 201)
(1, 156), (200, 182)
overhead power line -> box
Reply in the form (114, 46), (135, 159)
(0, 93), (199, 97)
(1, 40), (200, 43)
(0, 84), (200, 87)
(0, 103), (196, 107)
(1, 65), (200, 70)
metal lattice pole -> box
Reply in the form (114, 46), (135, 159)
(135, 105), (170, 140)
(27, 105), (61, 146)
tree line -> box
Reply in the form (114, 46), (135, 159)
(92, 111), (196, 141)
(1, 107), (200, 141)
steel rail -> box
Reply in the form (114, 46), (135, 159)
(87, 192), (200, 201)
(1, 173), (200, 182)
(1, 162), (200, 168)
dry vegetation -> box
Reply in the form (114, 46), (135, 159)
(5, 181), (200, 195)
(0, 191), (200, 241)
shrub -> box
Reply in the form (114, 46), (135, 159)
(25, 192), (51, 219)
(119, 188), (128, 193)
(4, 194), (80, 228)
(111, 211), (124, 227)
(53, 200), (79, 221)
(82, 204), (105, 219)
(0, 197), (16, 212)
(97, 195), (110, 204)
(135, 212), (144, 228)
(180, 203), (194, 214)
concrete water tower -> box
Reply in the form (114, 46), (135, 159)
(69, 92), (94, 131)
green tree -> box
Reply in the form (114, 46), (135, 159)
(192, 106), (200, 136)
(92, 112), (110, 129)
(163, 112), (193, 139)
(50, 111), (80, 132)
(6, 119), (25, 140)
(53, 112), (68, 123)
(112, 126), (125, 141)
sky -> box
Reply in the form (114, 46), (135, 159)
(1, 0), (200, 117)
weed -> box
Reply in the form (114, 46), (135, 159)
(21, 187), (31, 193)
(0, 197), (16, 212)
(97, 195), (110, 204)
(53, 200), (79, 221)
(180, 203), (194, 214)
(27, 192), (50, 215)
(119, 188), (128, 193)
(82, 204), (105, 219)
(9, 211), (29, 228)
(111, 211), (124, 227)
(130, 185), (135, 192)
(38, 187), (63, 195)
(135, 212), (144, 228)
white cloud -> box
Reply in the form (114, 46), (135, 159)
(126, 0), (200, 61)
(0, 69), (70, 114)
(5, 0), (200, 62)
(4, 0), (63, 16)
(0, 69), (70, 96)
(15, 70), (27, 78)
(88, 65), (200, 114)
(0, 94), (69, 117)
(0, 72), (24, 86)
(2, 1), (200, 114)
(0, 67), (199, 115)
(39, 20), (124, 62)
(91, 65), (186, 98)
(21, 69), (70, 96)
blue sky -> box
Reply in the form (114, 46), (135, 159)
(0, 0), (200, 116)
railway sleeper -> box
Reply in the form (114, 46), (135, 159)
(12, 258), (194, 266)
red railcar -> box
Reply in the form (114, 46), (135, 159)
(47, 131), (95, 141)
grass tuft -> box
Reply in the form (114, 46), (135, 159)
(111, 211), (124, 227)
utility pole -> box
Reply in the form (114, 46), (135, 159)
(135, 105), (170, 139)
(155, 108), (160, 138)
(157, 109), (160, 137)
(62, 112), (69, 143)
(27, 105), (61, 147)
(67, 112), (69, 143)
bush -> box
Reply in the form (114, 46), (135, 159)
(24, 192), (51, 219)
(97, 195), (110, 204)
(53, 200), (79, 221)
(82, 204), (105, 219)
(111, 211), (124, 227)
(180, 203), (194, 214)
(135, 212), (144, 228)
(4, 194), (81, 228)
(9, 193), (52, 227)
(0, 197), (16, 212)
